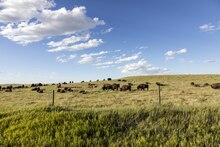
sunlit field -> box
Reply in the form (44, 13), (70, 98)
(1, 75), (220, 112)
(1, 75), (220, 146)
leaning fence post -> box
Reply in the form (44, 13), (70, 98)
(52, 90), (55, 106)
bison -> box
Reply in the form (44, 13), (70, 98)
(112, 83), (120, 91)
(211, 83), (220, 89)
(102, 84), (113, 91)
(120, 85), (131, 91)
(137, 83), (149, 91)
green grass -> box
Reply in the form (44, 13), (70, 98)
(0, 75), (220, 146)
(0, 106), (220, 146)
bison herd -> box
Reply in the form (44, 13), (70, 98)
(0, 79), (220, 95)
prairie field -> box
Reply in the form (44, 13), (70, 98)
(0, 74), (220, 112)
(0, 74), (220, 146)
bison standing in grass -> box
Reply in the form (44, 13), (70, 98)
(102, 84), (113, 91)
(120, 85), (131, 91)
(112, 83), (120, 91)
(211, 83), (220, 89)
(137, 83), (149, 91)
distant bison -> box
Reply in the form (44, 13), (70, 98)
(120, 85), (131, 91)
(32, 87), (40, 91)
(211, 83), (220, 89)
(112, 83), (120, 91)
(102, 84), (113, 91)
(107, 78), (112, 81)
(137, 83), (149, 91)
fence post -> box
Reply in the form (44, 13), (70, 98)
(158, 85), (161, 105)
(52, 90), (55, 106)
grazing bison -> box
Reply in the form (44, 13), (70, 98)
(211, 83), (220, 89)
(190, 82), (201, 87)
(112, 83), (120, 91)
(32, 87), (40, 91)
(120, 85), (131, 91)
(79, 90), (88, 94)
(62, 82), (67, 84)
(0, 86), (1, 91)
(57, 89), (62, 92)
(117, 79), (121, 82)
(102, 84), (113, 91)
(81, 81), (85, 83)
(122, 79), (127, 82)
(128, 83), (134, 86)
(64, 87), (73, 92)
(137, 83), (149, 91)
(5, 89), (12, 92)
(57, 83), (61, 88)
(88, 83), (97, 88)
(107, 78), (112, 81)
(37, 89), (44, 93)
(203, 83), (210, 87)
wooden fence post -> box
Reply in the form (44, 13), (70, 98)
(52, 90), (55, 106)
(158, 85), (161, 105)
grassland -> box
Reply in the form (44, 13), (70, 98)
(0, 75), (220, 146)
(1, 74), (220, 112)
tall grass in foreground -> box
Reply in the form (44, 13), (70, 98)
(0, 106), (220, 146)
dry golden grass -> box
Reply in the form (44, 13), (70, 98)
(1, 74), (220, 112)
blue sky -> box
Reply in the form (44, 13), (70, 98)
(0, 0), (220, 84)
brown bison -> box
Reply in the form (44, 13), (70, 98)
(37, 89), (44, 93)
(57, 83), (61, 88)
(120, 85), (131, 91)
(112, 83), (120, 91)
(211, 83), (220, 89)
(88, 83), (98, 88)
(32, 87), (40, 91)
(137, 83), (149, 91)
(102, 84), (113, 91)
(5, 89), (12, 92)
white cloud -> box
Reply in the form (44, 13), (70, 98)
(48, 39), (103, 52)
(203, 59), (217, 63)
(0, 0), (55, 23)
(199, 23), (220, 32)
(0, 1), (105, 45)
(165, 48), (187, 60)
(136, 46), (148, 50)
(95, 61), (114, 66)
(78, 50), (109, 64)
(47, 33), (90, 48)
(101, 27), (113, 34)
(115, 52), (141, 63)
(56, 54), (76, 63)
(121, 59), (169, 74)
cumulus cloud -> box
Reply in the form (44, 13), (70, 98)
(0, 0), (105, 45)
(56, 54), (76, 63)
(0, 0), (55, 23)
(120, 59), (169, 74)
(203, 59), (217, 63)
(165, 48), (187, 60)
(78, 51), (109, 64)
(199, 23), (220, 32)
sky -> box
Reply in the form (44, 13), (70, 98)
(0, 0), (220, 84)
